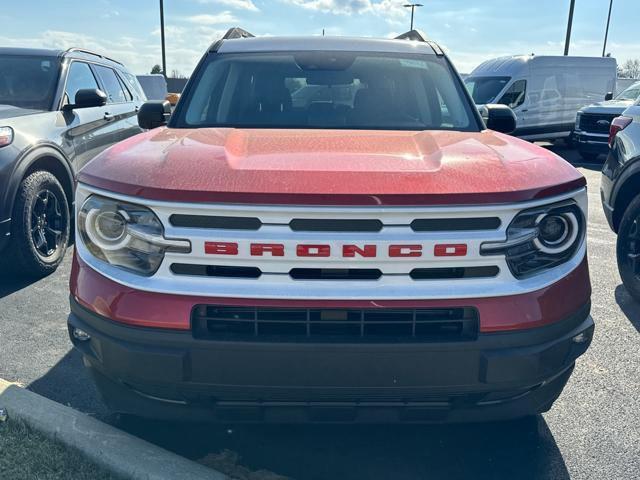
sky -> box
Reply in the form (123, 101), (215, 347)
(0, 0), (637, 75)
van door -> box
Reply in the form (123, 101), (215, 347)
(520, 65), (565, 138)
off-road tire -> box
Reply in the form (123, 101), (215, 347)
(617, 193), (640, 302)
(4, 171), (70, 278)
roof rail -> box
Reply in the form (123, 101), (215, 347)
(223, 27), (255, 40)
(394, 30), (444, 57)
(209, 27), (256, 52)
(394, 30), (428, 42)
(63, 47), (123, 66)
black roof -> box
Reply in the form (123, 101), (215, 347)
(0, 46), (125, 68)
(0, 47), (62, 57)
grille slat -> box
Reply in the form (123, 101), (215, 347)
(193, 306), (479, 343)
(290, 219), (383, 232)
(170, 215), (262, 230)
(171, 264), (262, 278)
(172, 264), (499, 281)
(410, 266), (499, 280)
(411, 217), (501, 232)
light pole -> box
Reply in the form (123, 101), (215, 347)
(563, 0), (576, 55)
(403, 3), (423, 31)
(159, 0), (167, 77)
(602, 0), (614, 57)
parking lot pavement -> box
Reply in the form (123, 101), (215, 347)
(0, 146), (638, 479)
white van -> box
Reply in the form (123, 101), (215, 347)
(136, 74), (168, 101)
(464, 55), (617, 140)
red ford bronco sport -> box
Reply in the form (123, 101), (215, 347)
(68, 29), (593, 423)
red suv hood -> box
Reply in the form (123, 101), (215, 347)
(79, 128), (585, 205)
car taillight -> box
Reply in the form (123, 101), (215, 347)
(609, 116), (632, 148)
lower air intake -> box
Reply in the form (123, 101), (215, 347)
(192, 306), (479, 343)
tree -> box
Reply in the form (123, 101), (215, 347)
(150, 64), (163, 75)
(618, 59), (640, 79)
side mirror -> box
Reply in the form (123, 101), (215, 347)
(64, 89), (107, 110)
(483, 104), (517, 134)
(605, 92), (614, 101)
(138, 100), (171, 130)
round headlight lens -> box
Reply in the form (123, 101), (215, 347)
(96, 211), (127, 241)
(534, 212), (579, 254)
(538, 215), (569, 245)
(84, 208), (132, 251)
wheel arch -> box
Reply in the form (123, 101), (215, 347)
(613, 169), (640, 233)
(3, 145), (74, 222)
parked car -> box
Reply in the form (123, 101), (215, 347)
(575, 81), (640, 161)
(0, 47), (145, 277)
(601, 101), (640, 300)
(465, 55), (617, 141)
(68, 28), (593, 423)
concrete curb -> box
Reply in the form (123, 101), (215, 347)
(0, 379), (228, 480)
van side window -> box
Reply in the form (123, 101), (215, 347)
(499, 80), (527, 109)
(64, 62), (99, 106)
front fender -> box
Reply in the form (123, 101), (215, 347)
(0, 143), (74, 226)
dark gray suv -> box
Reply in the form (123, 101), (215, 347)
(0, 47), (145, 277)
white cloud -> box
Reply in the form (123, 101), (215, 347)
(184, 11), (238, 25)
(283, 0), (371, 15)
(282, 0), (408, 25)
(369, 0), (408, 24)
(196, 0), (259, 11)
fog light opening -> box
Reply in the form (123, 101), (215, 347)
(72, 328), (91, 342)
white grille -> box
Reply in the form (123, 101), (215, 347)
(75, 184), (587, 300)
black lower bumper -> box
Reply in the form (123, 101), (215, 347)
(68, 298), (594, 423)
(575, 133), (609, 155)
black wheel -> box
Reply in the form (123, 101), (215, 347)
(579, 150), (600, 162)
(5, 171), (70, 278)
(617, 194), (640, 302)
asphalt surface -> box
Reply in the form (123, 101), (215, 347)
(0, 146), (639, 480)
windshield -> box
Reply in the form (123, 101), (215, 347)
(464, 76), (511, 104)
(175, 51), (478, 131)
(615, 82), (640, 101)
(0, 55), (60, 110)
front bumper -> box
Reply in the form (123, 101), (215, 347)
(69, 297), (593, 423)
(575, 132), (609, 155)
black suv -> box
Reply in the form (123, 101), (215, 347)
(601, 102), (640, 300)
(0, 47), (145, 277)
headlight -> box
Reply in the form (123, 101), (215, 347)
(481, 200), (585, 278)
(78, 195), (190, 276)
(0, 126), (13, 147)
(575, 111), (582, 131)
